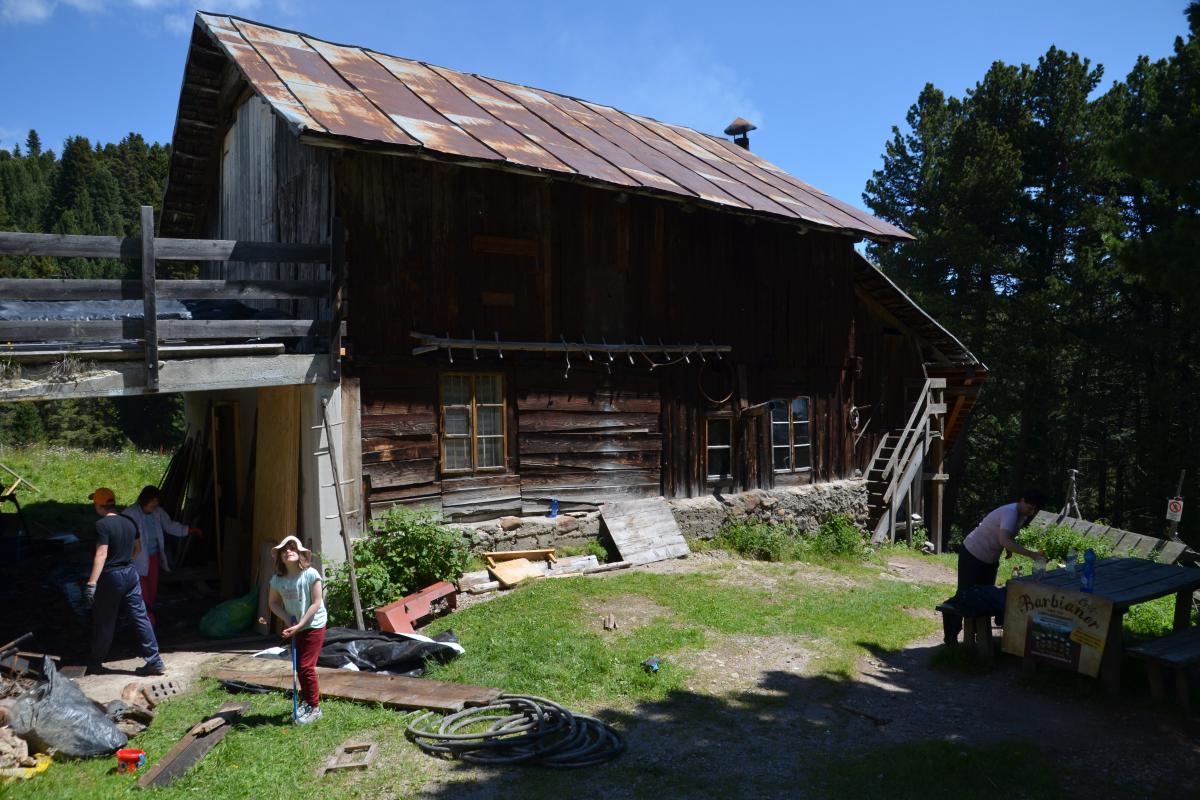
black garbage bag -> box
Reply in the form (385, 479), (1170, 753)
(318, 627), (464, 674)
(8, 657), (128, 758)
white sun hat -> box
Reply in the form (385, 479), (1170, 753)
(272, 535), (310, 553)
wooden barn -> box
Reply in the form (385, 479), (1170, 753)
(156, 13), (986, 552)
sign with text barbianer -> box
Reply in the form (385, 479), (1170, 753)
(1001, 582), (1114, 677)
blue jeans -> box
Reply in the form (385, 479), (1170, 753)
(91, 564), (163, 668)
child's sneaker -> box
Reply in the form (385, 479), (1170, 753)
(298, 700), (313, 718)
(296, 705), (322, 725)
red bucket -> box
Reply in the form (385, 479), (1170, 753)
(116, 748), (146, 774)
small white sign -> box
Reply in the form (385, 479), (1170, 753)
(1167, 497), (1184, 523)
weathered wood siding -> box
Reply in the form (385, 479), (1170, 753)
(335, 152), (894, 513)
(209, 97), (332, 321)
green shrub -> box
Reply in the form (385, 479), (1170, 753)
(715, 520), (795, 562)
(324, 505), (470, 627)
(714, 514), (870, 563)
(809, 514), (869, 559)
(1018, 523), (1114, 562)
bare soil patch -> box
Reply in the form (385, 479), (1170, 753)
(676, 633), (817, 696)
(885, 553), (956, 585)
(581, 593), (672, 633)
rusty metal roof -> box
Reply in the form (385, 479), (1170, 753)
(191, 13), (911, 241)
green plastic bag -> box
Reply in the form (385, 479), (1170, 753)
(199, 589), (258, 638)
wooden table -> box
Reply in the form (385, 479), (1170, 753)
(1019, 557), (1200, 695)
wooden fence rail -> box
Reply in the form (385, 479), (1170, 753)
(0, 206), (340, 391)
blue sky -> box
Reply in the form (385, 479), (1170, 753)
(0, 0), (1191, 210)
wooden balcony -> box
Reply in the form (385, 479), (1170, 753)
(0, 207), (344, 402)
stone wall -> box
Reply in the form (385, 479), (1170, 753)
(451, 480), (869, 553)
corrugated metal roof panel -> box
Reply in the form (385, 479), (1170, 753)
(193, 13), (911, 241)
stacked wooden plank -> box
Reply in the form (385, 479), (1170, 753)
(1031, 511), (1193, 565)
(600, 498), (690, 565)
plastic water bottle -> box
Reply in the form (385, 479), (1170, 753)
(1065, 550), (1078, 575)
(1081, 548), (1096, 593)
(549, 498), (559, 518)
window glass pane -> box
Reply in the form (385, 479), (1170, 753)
(794, 445), (811, 470)
(769, 399), (788, 423)
(475, 375), (502, 404)
(707, 418), (731, 447)
(773, 446), (791, 471)
(442, 375), (470, 406)
(708, 448), (731, 479)
(445, 408), (470, 436)
(791, 397), (809, 421)
(477, 406), (503, 436)
(444, 439), (471, 470)
(794, 422), (810, 446)
(772, 422), (790, 446)
(477, 437), (503, 468)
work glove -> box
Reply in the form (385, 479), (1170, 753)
(85, 582), (97, 606)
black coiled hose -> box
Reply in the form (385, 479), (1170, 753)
(405, 694), (624, 768)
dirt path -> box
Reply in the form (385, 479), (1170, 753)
(409, 552), (1200, 800)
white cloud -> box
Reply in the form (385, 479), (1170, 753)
(624, 41), (766, 136)
(0, 0), (54, 23)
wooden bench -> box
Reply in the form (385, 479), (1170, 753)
(1127, 627), (1200, 715)
(936, 602), (995, 664)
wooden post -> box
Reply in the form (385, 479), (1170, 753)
(322, 397), (364, 630)
(140, 206), (159, 391)
(930, 387), (946, 553)
(328, 217), (344, 381)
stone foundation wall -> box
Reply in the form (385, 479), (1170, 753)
(451, 480), (868, 553)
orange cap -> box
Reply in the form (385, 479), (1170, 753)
(89, 487), (116, 506)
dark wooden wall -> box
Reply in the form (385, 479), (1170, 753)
(334, 151), (924, 517)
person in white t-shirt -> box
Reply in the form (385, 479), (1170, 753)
(264, 535), (328, 724)
(943, 488), (1046, 644)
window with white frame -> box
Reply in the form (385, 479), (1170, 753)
(441, 373), (506, 473)
(770, 397), (811, 473)
(706, 417), (733, 480)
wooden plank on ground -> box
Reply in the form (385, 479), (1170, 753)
(600, 497), (690, 565)
(488, 557), (544, 588)
(137, 702), (249, 789)
(203, 655), (501, 712)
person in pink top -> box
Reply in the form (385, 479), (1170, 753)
(943, 488), (1046, 644)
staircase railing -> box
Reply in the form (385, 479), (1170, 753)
(869, 377), (946, 543)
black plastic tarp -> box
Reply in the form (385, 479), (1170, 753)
(317, 627), (464, 676)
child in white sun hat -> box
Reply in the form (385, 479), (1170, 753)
(264, 535), (327, 724)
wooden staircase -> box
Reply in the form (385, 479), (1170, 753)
(865, 378), (947, 544)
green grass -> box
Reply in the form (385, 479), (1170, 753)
(425, 560), (946, 691)
(0, 445), (168, 535)
(4, 681), (434, 800)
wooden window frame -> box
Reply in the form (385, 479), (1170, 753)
(770, 397), (812, 474)
(439, 372), (507, 475)
(705, 415), (735, 482)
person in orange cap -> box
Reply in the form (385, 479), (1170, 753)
(85, 487), (165, 676)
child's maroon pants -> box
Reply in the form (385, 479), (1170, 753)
(293, 626), (326, 708)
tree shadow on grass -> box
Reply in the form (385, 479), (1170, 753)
(413, 641), (1200, 800)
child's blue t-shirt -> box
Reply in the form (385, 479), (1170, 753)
(269, 567), (328, 630)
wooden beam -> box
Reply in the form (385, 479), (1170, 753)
(328, 217), (344, 381)
(0, 232), (328, 263)
(0, 318), (324, 341)
(0, 354), (328, 402)
(136, 702), (249, 789)
(141, 206), (159, 391)
(0, 278), (328, 301)
(3, 342), (285, 364)
(202, 655), (502, 713)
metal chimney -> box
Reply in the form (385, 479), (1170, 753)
(724, 117), (757, 150)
